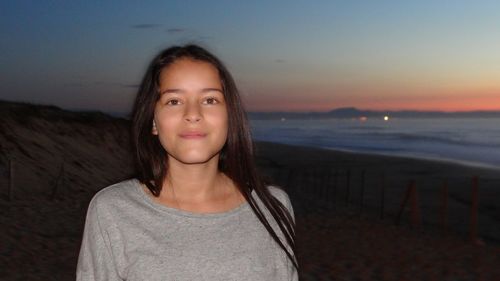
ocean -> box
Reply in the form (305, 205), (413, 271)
(250, 117), (500, 170)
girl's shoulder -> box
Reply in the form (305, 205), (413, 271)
(85, 179), (141, 216)
(266, 185), (290, 202)
(264, 185), (294, 214)
(90, 178), (138, 203)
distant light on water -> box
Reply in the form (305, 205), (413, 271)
(359, 116), (368, 122)
(384, 115), (390, 121)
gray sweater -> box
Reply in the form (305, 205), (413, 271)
(76, 179), (298, 281)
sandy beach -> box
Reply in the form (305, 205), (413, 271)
(256, 141), (500, 244)
(1, 104), (499, 280)
(255, 142), (500, 280)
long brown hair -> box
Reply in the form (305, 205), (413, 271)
(130, 44), (298, 270)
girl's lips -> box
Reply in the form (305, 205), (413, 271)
(179, 132), (207, 139)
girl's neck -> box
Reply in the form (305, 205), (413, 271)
(161, 157), (232, 204)
(143, 157), (244, 213)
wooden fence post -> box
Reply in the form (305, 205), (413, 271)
(319, 169), (327, 203)
(325, 169), (331, 206)
(345, 169), (351, 204)
(8, 158), (14, 201)
(324, 169), (329, 205)
(308, 168), (313, 198)
(313, 169), (319, 199)
(470, 176), (479, 243)
(333, 169), (338, 210)
(359, 169), (366, 212)
(379, 172), (385, 220)
(325, 169), (331, 207)
(396, 180), (415, 226)
(440, 179), (449, 233)
(409, 181), (422, 229)
(301, 169), (307, 199)
(395, 180), (422, 229)
(296, 170), (303, 205)
(285, 168), (295, 195)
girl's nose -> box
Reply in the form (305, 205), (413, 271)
(184, 102), (202, 122)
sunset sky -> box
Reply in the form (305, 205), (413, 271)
(1, 1), (500, 114)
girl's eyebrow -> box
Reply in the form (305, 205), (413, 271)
(201, 88), (223, 94)
(160, 88), (223, 95)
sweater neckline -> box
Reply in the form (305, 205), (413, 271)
(132, 179), (251, 219)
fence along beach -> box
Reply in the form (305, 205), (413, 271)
(256, 141), (500, 244)
(255, 141), (500, 280)
(1, 102), (499, 280)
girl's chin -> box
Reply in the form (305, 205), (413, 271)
(168, 152), (220, 165)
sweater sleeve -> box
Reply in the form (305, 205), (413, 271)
(76, 196), (123, 281)
(269, 186), (295, 224)
(284, 190), (295, 224)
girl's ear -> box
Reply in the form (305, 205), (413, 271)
(152, 120), (158, 135)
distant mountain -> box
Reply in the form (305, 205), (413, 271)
(248, 107), (500, 119)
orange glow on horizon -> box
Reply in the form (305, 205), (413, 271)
(244, 96), (500, 112)
(244, 87), (500, 112)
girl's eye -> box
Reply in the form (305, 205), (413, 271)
(166, 99), (180, 106)
(204, 97), (218, 105)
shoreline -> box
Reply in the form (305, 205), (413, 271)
(318, 145), (500, 172)
(254, 139), (500, 173)
(255, 140), (500, 177)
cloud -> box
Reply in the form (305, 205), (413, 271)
(121, 84), (140, 89)
(197, 35), (213, 40)
(166, 28), (186, 34)
(62, 81), (139, 89)
(93, 81), (139, 89)
(93, 81), (111, 86)
(274, 59), (286, 63)
(63, 82), (86, 88)
(131, 24), (162, 29)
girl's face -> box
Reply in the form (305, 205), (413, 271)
(153, 58), (228, 166)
